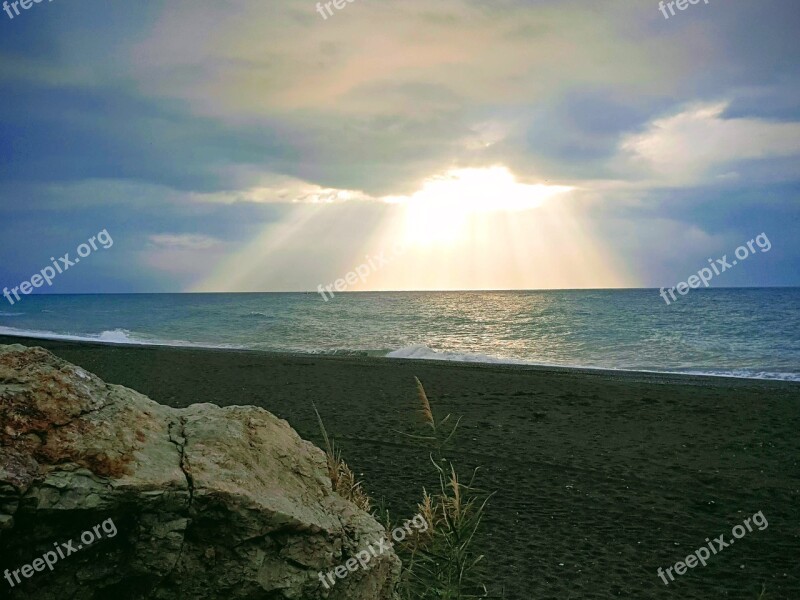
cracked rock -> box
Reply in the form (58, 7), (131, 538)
(0, 344), (400, 599)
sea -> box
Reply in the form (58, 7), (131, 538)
(0, 289), (798, 381)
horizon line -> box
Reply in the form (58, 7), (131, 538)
(10, 285), (800, 296)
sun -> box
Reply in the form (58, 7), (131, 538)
(385, 166), (574, 246)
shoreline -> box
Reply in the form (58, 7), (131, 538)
(0, 333), (796, 386)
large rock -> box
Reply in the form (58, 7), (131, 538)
(0, 344), (400, 599)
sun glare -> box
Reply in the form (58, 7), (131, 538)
(191, 164), (628, 294)
(387, 167), (574, 246)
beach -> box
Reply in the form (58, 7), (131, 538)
(2, 334), (798, 599)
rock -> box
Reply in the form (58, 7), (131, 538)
(0, 344), (400, 599)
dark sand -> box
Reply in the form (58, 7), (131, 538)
(2, 335), (798, 600)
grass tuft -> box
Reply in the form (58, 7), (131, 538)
(312, 379), (493, 598)
(312, 401), (372, 513)
(394, 378), (493, 599)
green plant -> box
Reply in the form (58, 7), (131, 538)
(397, 461), (492, 599)
(393, 377), (493, 600)
(311, 378), (494, 599)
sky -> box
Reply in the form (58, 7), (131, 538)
(0, 0), (798, 293)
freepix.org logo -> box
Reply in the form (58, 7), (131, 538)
(659, 233), (771, 306)
(3, 229), (114, 306)
(3, 0), (55, 21)
(658, 0), (710, 20)
(4, 518), (118, 589)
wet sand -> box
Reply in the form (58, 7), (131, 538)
(2, 335), (798, 600)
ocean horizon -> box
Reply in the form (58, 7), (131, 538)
(1, 288), (798, 382)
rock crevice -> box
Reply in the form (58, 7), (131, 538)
(167, 417), (194, 505)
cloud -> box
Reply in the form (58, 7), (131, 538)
(129, 0), (659, 120)
(1, 0), (799, 291)
(141, 233), (230, 277)
(618, 102), (800, 185)
(183, 172), (374, 204)
(147, 234), (224, 251)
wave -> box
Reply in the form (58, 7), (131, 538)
(678, 369), (800, 382)
(0, 311), (24, 317)
(0, 326), (241, 351)
(385, 345), (800, 382)
(0, 328), (796, 382)
(303, 348), (383, 357)
(386, 344), (529, 365)
(243, 311), (273, 319)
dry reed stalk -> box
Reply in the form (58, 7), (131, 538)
(449, 465), (461, 523)
(414, 376), (436, 430)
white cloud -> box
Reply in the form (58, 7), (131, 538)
(619, 102), (800, 185)
(147, 234), (223, 250)
(129, 0), (662, 122)
(142, 234), (229, 277)
(183, 172), (373, 205)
